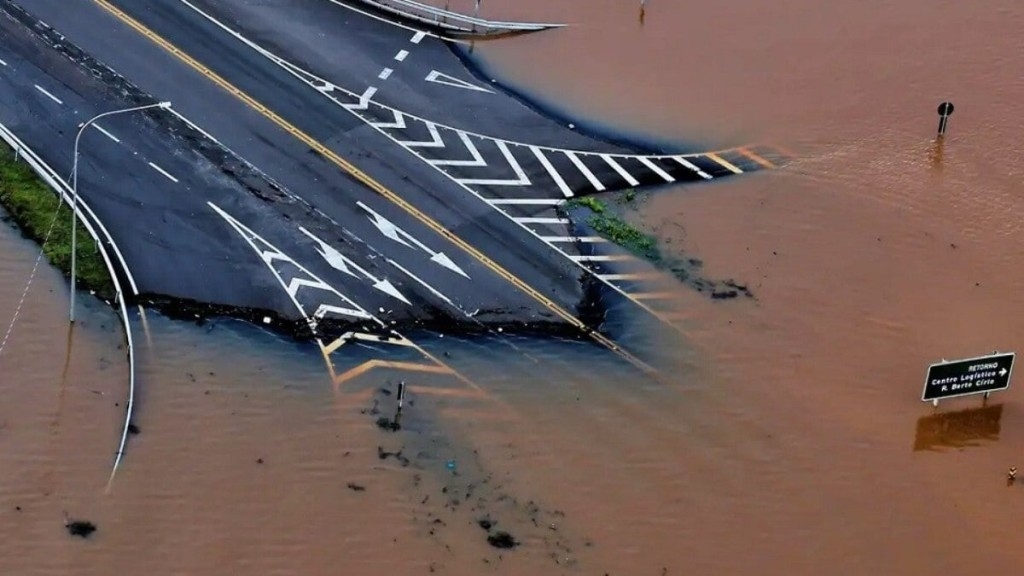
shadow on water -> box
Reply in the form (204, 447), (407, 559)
(913, 403), (1003, 452)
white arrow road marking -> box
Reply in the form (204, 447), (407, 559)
(356, 202), (470, 278)
(299, 226), (410, 305)
(425, 70), (494, 94)
(208, 202), (375, 325)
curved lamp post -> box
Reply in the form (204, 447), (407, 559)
(70, 101), (171, 322)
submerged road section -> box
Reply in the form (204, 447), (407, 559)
(2, 0), (783, 377)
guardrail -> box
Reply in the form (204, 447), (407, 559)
(0, 122), (137, 489)
(350, 0), (566, 35)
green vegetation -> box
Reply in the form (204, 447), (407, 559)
(567, 195), (660, 260)
(0, 142), (114, 300)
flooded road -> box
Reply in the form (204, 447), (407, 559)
(3, 0), (1024, 574)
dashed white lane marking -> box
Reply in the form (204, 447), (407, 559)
(92, 124), (120, 143)
(34, 84), (63, 105)
(0, 58), (7, 67)
(514, 217), (569, 225)
(411, 31), (427, 44)
(565, 151), (606, 191)
(601, 154), (640, 187)
(488, 198), (565, 205)
(531, 146), (574, 198)
(639, 156), (674, 182)
(673, 156), (713, 180)
(394, 49), (409, 62)
(540, 236), (606, 243)
(147, 162), (179, 182)
(378, 67), (393, 80)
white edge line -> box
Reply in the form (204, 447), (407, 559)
(540, 236), (606, 243)
(34, 84), (63, 105)
(514, 217), (569, 224)
(92, 124), (120, 143)
(147, 162), (179, 183)
(487, 198), (565, 205)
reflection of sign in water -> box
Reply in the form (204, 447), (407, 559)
(922, 352), (1014, 402)
(913, 404), (1003, 451)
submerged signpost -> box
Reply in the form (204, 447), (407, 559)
(922, 352), (1014, 406)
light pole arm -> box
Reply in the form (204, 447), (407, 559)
(69, 101), (171, 323)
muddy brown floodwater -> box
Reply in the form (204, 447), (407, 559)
(3, 1), (1024, 574)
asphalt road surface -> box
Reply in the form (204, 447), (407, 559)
(1, 0), (778, 373)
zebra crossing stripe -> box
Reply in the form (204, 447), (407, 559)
(705, 152), (743, 174)
(601, 154), (640, 187)
(565, 151), (606, 191)
(488, 198), (565, 205)
(456, 140), (530, 186)
(639, 157), (674, 182)
(673, 156), (713, 180)
(531, 146), (574, 198)
(429, 131), (486, 166)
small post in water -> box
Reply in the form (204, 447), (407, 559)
(936, 101), (954, 137)
(396, 380), (407, 413)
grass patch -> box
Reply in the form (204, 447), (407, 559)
(0, 142), (114, 300)
(568, 195), (660, 260)
(588, 212), (660, 260)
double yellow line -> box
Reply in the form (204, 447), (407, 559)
(92, 0), (659, 377)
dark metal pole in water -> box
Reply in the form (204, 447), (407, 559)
(937, 101), (954, 136)
(397, 380), (407, 412)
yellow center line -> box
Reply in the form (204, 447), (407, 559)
(93, 0), (661, 378)
(738, 147), (776, 169)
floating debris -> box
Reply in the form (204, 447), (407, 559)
(487, 531), (518, 549)
(347, 482), (366, 492)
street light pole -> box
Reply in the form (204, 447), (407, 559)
(70, 101), (171, 323)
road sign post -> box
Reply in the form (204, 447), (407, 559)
(922, 352), (1014, 406)
(936, 101), (954, 136)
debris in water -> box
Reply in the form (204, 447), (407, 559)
(376, 417), (401, 432)
(257, 458), (264, 464)
(487, 531), (518, 549)
(478, 518), (494, 531)
(127, 423), (140, 435)
(347, 482), (366, 492)
(64, 513), (96, 539)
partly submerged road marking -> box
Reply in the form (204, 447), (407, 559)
(706, 152), (743, 174)
(332, 359), (454, 386)
(208, 201), (480, 392)
(34, 84), (63, 105)
(738, 147), (776, 169)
